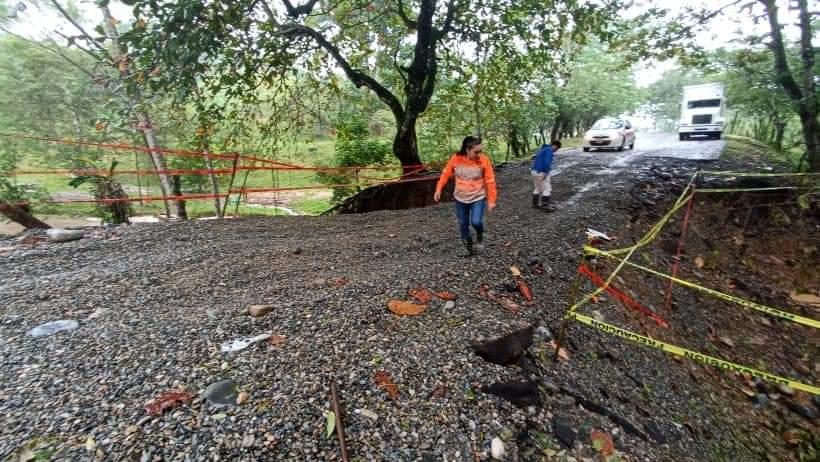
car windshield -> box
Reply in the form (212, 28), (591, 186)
(592, 119), (623, 130)
(687, 99), (721, 109)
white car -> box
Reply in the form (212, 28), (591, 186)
(582, 118), (636, 152)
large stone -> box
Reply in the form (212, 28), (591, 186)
(471, 325), (534, 365)
(46, 228), (84, 243)
(552, 418), (577, 448)
(202, 379), (240, 406)
(482, 381), (541, 408)
(248, 305), (274, 318)
(28, 320), (79, 338)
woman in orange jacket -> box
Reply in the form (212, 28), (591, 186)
(434, 136), (497, 256)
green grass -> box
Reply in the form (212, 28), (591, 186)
(723, 134), (804, 169)
(291, 197), (332, 215)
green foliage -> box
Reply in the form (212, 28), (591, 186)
(68, 160), (133, 224)
(317, 111), (391, 203)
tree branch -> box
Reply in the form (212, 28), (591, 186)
(437, 0), (460, 39)
(759, 0), (804, 102)
(49, 0), (115, 63)
(281, 0), (320, 18)
(395, 0), (418, 30)
(796, 0), (816, 101)
(284, 25), (405, 121)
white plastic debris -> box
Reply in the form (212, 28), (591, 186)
(28, 320), (79, 337)
(220, 333), (272, 353)
(46, 228), (85, 243)
(585, 228), (612, 241)
(491, 437), (506, 460)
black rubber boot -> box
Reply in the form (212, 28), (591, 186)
(540, 196), (555, 213)
(532, 194), (539, 208)
(462, 238), (475, 257)
(475, 230), (484, 253)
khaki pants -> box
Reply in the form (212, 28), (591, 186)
(531, 170), (551, 197)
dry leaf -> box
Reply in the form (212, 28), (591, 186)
(719, 336), (735, 348)
(790, 291), (820, 307)
(739, 387), (756, 398)
(497, 297), (520, 314)
(431, 384), (447, 398)
(433, 291), (457, 301)
(694, 256), (705, 268)
(548, 340), (569, 362)
(707, 325), (718, 343)
(236, 391), (249, 405)
(590, 430), (614, 456)
(516, 279), (533, 302)
(373, 371), (399, 400)
(143, 390), (193, 416)
(387, 300), (427, 316)
(510, 266), (522, 277)
(408, 287), (432, 304)
(329, 277), (349, 288)
(782, 430), (801, 446)
(268, 335), (287, 346)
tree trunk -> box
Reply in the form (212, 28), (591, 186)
(138, 113), (176, 218)
(0, 201), (51, 229)
(393, 116), (423, 175)
(798, 110), (820, 172)
(762, 0), (819, 171)
(100, 5), (178, 215)
(773, 121), (786, 151)
(550, 119), (562, 141)
(172, 175), (188, 219)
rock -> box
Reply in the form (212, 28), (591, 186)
(490, 437), (505, 460)
(785, 400), (818, 420)
(471, 325), (534, 366)
(591, 310), (605, 322)
(444, 301), (455, 310)
(558, 395), (576, 407)
(553, 418), (577, 448)
(202, 379), (240, 406)
(236, 391), (249, 405)
(46, 228), (84, 243)
(813, 395), (820, 410)
(535, 326), (552, 341)
(28, 320), (79, 338)
(541, 379), (561, 395)
(776, 384), (795, 396)
(645, 420), (673, 444)
(248, 305), (274, 317)
(241, 434), (255, 448)
(482, 381), (541, 408)
(211, 413), (227, 421)
(753, 394), (769, 409)
(357, 409), (378, 421)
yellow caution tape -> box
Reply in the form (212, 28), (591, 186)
(569, 312), (820, 395)
(584, 246), (820, 330)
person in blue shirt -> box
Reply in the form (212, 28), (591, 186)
(531, 140), (561, 211)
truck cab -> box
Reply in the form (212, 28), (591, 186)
(679, 83), (726, 140)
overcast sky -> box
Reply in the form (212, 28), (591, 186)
(5, 0), (802, 88)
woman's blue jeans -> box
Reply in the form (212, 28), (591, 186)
(454, 199), (485, 241)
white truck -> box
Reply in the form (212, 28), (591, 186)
(678, 83), (726, 141)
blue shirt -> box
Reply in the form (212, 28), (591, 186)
(531, 145), (554, 174)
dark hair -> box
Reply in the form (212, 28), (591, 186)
(550, 140), (562, 149)
(458, 135), (482, 155)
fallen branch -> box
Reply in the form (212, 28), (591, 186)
(330, 379), (350, 462)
